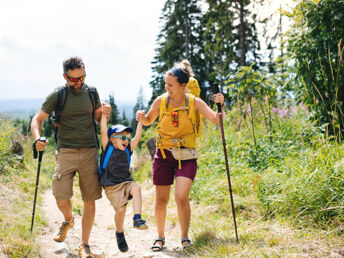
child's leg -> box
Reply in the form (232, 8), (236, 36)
(130, 184), (142, 214)
(115, 206), (126, 233)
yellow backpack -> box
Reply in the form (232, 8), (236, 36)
(157, 77), (202, 138)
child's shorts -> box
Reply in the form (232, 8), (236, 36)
(152, 149), (197, 185)
(104, 181), (136, 212)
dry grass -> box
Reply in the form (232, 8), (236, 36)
(186, 194), (344, 257)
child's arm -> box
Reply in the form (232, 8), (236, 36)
(130, 121), (142, 151)
(100, 104), (108, 151)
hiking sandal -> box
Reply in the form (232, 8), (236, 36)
(181, 238), (192, 249)
(151, 237), (165, 252)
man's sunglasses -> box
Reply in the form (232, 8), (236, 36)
(111, 135), (132, 142)
(65, 73), (86, 82)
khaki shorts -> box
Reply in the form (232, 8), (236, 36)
(53, 148), (102, 201)
(104, 181), (136, 212)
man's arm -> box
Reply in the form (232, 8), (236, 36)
(31, 109), (50, 151)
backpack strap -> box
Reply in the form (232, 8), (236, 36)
(125, 148), (131, 167)
(99, 144), (131, 176)
(52, 86), (68, 143)
(87, 86), (100, 149)
(99, 144), (114, 176)
(158, 93), (168, 122)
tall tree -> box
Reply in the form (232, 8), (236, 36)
(203, 0), (263, 81)
(121, 111), (129, 126)
(131, 87), (146, 130)
(287, 0), (344, 137)
(108, 93), (119, 125)
(149, 0), (207, 103)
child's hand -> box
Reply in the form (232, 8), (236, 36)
(136, 110), (145, 122)
(102, 103), (111, 120)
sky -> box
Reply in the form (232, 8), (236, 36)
(0, 0), (165, 103)
(0, 0), (294, 104)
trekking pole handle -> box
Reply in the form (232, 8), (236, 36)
(33, 137), (46, 160)
(213, 83), (222, 113)
(38, 137), (46, 162)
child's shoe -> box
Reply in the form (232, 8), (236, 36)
(116, 231), (128, 252)
(133, 218), (148, 230)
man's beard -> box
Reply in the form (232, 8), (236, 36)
(69, 83), (84, 94)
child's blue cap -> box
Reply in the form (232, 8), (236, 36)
(107, 124), (133, 138)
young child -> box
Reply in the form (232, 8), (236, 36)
(100, 110), (148, 253)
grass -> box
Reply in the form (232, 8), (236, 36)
(0, 120), (55, 256)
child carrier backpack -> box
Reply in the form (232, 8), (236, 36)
(50, 85), (99, 146)
(98, 144), (131, 176)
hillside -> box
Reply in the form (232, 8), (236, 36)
(0, 98), (135, 120)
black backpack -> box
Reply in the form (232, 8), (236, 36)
(50, 85), (99, 147)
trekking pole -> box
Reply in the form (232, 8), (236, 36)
(213, 84), (239, 242)
(30, 137), (46, 233)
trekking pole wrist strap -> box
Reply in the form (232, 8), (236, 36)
(32, 137), (46, 159)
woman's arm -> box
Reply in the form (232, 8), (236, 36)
(130, 122), (142, 151)
(136, 96), (161, 126)
(195, 93), (224, 124)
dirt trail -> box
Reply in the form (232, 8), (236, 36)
(36, 183), (185, 258)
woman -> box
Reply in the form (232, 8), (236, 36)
(136, 60), (224, 251)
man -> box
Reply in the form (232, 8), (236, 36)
(31, 56), (111, 258)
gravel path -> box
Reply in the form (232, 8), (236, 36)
(36, 184), (185, 258)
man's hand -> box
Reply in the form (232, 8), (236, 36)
(35, 137), (48, 152)
(102, 103), (111, 121)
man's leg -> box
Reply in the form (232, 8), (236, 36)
(81, 200), (96, 244)
(54, 199), (75, 242)
(56, 199), (73, 221)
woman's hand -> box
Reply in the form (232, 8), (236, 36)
(213, 93), (224, 106)
(136, 110), (146, 122)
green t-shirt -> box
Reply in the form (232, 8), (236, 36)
(41, 84), (101, 148)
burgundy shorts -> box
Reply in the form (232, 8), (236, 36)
(152, 149), (197, 185)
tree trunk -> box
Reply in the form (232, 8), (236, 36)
(184, 1), (190, 59)
(239, 0), (246, 66)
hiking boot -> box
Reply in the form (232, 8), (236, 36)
(116, 232), (128, 252)
(53, 217), (75, 242)
(133, 219), (148, 230)
(78, 243), (94, 258)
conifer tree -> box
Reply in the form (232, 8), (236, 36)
(131, 87), (146, 130)
(108, 93), (119, 125)
(149, 0), (207, 104)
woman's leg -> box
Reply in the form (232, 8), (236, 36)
(174, 176), (193, 246)
(155, 185), (171, 246)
